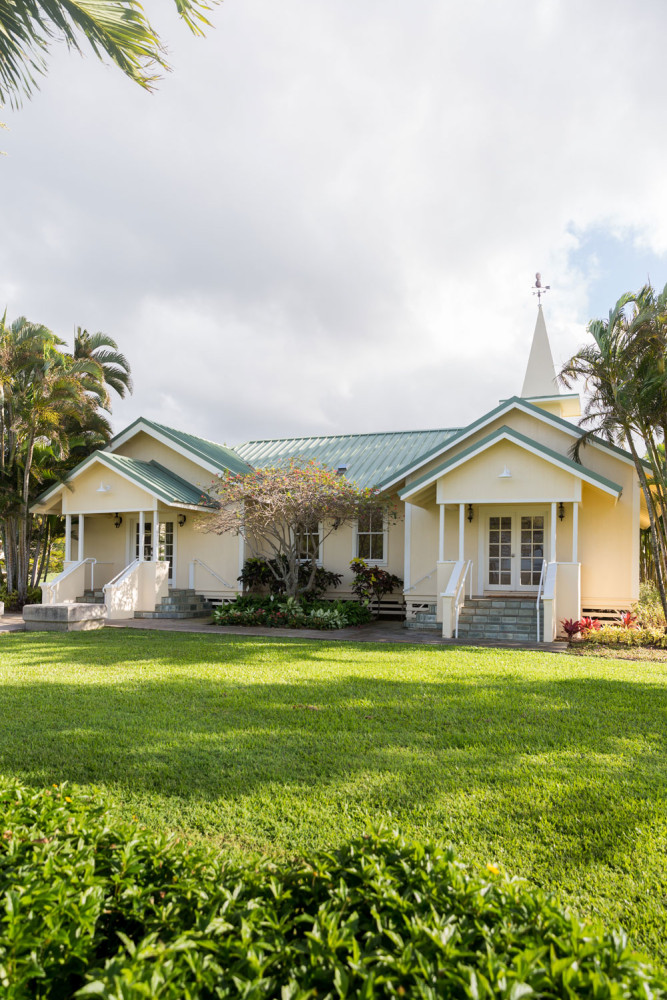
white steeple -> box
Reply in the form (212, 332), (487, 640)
(521, 304), (558, 398)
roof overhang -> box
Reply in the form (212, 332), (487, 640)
(380, 395), (641, 494)
(399, 425), (623, 503)
(107, 417), (243, 478)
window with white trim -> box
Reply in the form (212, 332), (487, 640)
(296, 520), (321, 562)
(356, 507), (385, 562)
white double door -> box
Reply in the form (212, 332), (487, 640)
(131, 519), (175, 583)
(486, 510), (546, 592)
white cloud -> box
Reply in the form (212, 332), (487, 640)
(2, 0), (667, 445)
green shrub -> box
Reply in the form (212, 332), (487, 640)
(578, 624), (667, 648)
(634, 582), (666, 629)
(0, 586), (41, 612)
(238, 557), (343, 598)
(212, 597), (371, 630)
(1, 780), (664, 999)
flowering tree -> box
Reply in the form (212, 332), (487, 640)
(203, 460), (397, 599)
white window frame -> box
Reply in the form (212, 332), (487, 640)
(295, 520), (323, 566)
(353, 509), (388, 566)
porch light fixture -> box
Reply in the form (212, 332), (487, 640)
(113, 513), (123, 528)
(498, 465), (512, 478)
(467, 504), (474, 523)
(178, 513), (187, 526)
(558, 502), (565, 521)
(96, 482), (112, 493)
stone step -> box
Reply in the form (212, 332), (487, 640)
(134, 609), (212, 620)
(404, 620), (441, 631)
(414, 612), (437, 624)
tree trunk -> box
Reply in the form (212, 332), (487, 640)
(625, 431), (667, 629)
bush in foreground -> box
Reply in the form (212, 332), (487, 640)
(1, 782), (664, 999)
(213, 596), (371, 629)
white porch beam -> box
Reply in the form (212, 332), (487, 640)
(572, 502), (579, 562)
(65, 514), (72, 562)
(78, 514), (84, 560)
(459, 503), (465, 562)
(438, 504), (445, 562)
(139, 511), (145, 562)
(550, 502), (557, 561)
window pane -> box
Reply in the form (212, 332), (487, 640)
(370, 508), (384, 532)
(357, 534), (370, 559)
(370, 535), (384, 560)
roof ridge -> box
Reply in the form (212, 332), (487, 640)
(150, 419), (239, 454)
(238, 427), (460, 446)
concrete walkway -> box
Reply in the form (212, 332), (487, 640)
(1, 612), (567, 651)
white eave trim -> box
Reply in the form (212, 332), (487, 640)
(107, 420), (226, 478)
(400, 430), (622, 501)
(380, 399), (636, 493)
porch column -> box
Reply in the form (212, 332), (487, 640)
(153, 510), (160, 561)
(138, 511), (145, 561)
(65, 514), (72, 562)
(458, 503), (465, 562)
(438, 504), (445, 562)
(404, 503), (412, 590)
(572, 502), (579, 562)
(550, 502), (557, 562)
(78, 514), (84, 560)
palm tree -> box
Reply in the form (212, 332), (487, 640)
(0, 0), (216, 108)
(74, 328), (133, 403)
(560, 285), (667, 625)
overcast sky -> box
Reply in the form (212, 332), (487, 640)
(3, 0), (667, 445)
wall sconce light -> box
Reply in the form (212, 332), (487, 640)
(558, 502), (565, 521)
(178, 513), (187, 527)
(467, 504), (474, 523)
(113, 513), (123, 529)
(96, 482), (112, 493)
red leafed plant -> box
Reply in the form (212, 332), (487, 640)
(560, 618), (583, 639)
(580, 616), (602, 633)
(619, 611), (639, 629)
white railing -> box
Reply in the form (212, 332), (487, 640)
(454, 560), (473, 639)
(103, 559), (140, 594)
(188, 558), (235, 591)
(40, 557), (97, 605)
(536, 559), (547, 642)
(404, 568), (436, 593)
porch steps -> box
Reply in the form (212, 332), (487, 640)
(76, 590), (105, 605)
(134, 588), (213, 620)
(456, 597), (543, 642)
(405, 604), (440, 631)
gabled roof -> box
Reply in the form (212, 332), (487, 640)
(33, 452), (217, 510)
(379, 395), (645, 492)
(108, 417), (252, 477)
(235, 428), (460, 490)
(399, 424), (624, 500)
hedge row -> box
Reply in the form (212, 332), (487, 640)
(1, 781), (664, 998)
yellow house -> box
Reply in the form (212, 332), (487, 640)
(32, 306), (649, 640)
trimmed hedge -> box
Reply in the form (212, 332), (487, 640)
(213, 597), (372, 630)
(1, 782), (665, 998)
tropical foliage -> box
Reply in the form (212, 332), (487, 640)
(560, 281), (667, 626)
(0, 0), (217, 108)
(350, 557), (403, 617)
(0, 316), (132, 601)
(212, 595), (371, 630)
(2, 779), (664, 999)
(238, 555), (342, 598)
(204, 460), (396, 599)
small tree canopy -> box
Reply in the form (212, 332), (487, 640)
(202, 459), (398, 599)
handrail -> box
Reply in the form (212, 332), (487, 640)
(103, 559), (140, 593)
(536, 559), (547, 642)
(189, 558), (235, 590)
(404, 568), (436, 593)
(41, 557), (96, 599)
(454, 560), (473, 639)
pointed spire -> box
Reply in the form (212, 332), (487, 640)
(521, 305), (558, 397)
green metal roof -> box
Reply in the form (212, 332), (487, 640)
(399, 424), (624, 499)
(33, 452), (217, 508)
(109, 417), (252, 476)
(235, 428), (460, 490)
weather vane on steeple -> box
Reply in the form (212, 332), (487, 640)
(532, 272), (550, 304)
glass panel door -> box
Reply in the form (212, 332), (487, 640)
(520, 515), (544, 586)
(158, 522), (174, 582)
(134, 521), (152, 560)
(488, 515), (512, 587)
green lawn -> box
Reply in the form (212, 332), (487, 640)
(1, 630), (667, 965)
